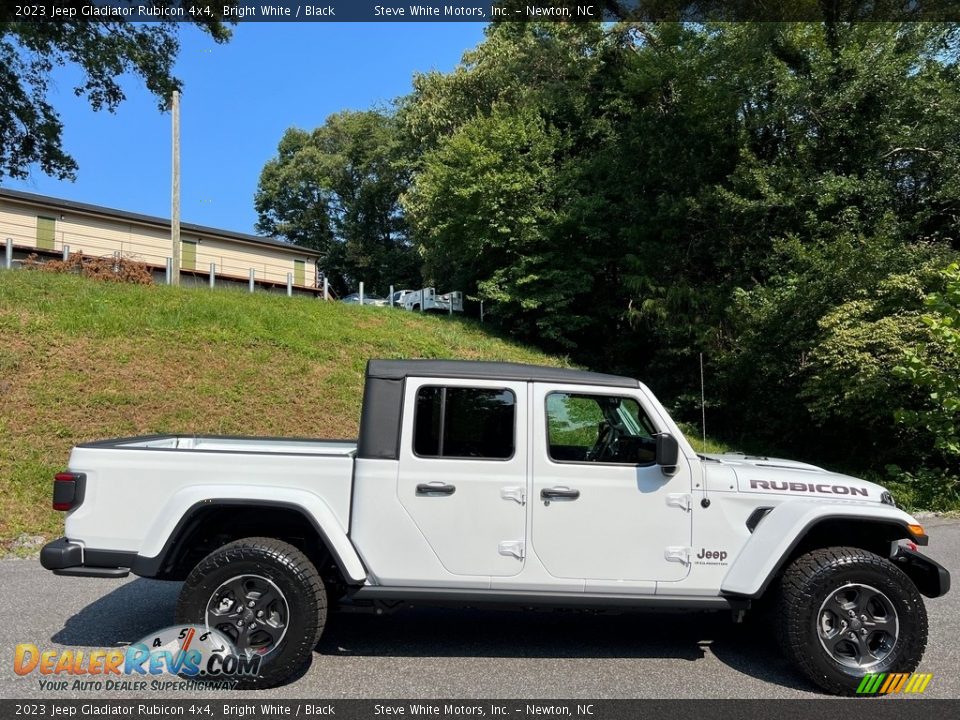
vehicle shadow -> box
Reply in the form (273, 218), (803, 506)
(51, 578), (181, 647)
(707, 621), (821, 693)
(322, 607), (745, 663)
(49, 580), (816, 692)
(319, 607), (817, 691)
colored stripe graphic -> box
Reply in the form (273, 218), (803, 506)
(888, 673), (909, 693)
(879, 674), (896, 693)
(856, 673), (887, 694)
(856, 672), (933, 695)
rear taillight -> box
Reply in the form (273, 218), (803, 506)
(52, 472), (85, 511)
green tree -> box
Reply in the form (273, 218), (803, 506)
(896, 262), (960, 463)
(0, 3), (232, 180)
(255, 111), (419, 295)
(700, 23), (960, 458)
(405, 106), (595, 344)
(401, 23), (627, 348)
(398, 20), (960, 494)
(799, 251), (952, 467)
(400, 22), (610, 152)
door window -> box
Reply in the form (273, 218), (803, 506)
(546, 392), (657, 465)
(414, 386), (515, 460)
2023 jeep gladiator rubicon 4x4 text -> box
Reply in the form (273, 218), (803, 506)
(41, 360), (950, 692)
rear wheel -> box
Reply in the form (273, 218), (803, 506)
(175, 537), (326, 689)
(776, 546), (927, 695)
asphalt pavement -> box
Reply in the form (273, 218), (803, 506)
(2, 518), (957, 700)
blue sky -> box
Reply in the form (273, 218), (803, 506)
(2, 23), (486, 234)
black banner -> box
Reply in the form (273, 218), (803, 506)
(1, 700), (958, 720)
(5, 1), (960, 23)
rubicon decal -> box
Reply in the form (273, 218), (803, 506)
(14, 625), (260, 691)
(750, 479), (869, 497)
(856, 672), (933, 695)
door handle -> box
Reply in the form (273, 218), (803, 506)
(541, 487), (580, 501)
(416, 483), (456, 496)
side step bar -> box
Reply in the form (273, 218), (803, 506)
(345, 586), (743, 613)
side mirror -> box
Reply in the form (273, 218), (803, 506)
(655, 433), (679, 474)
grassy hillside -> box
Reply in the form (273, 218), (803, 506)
(0, 271), (567, 551)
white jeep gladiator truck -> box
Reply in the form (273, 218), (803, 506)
(41, 360), (949, 693)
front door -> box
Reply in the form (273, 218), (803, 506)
(530, 383), (692, 583)
(397, 378), (527, 577)
(37, 216), (56, 250)
(182, 239), (197, 270)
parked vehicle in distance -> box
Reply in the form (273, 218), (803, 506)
(344, 287), (464, 312)
(400, 287), (464, 313)
(389, 289), (414, 306)
(41, 360), (949, 692)
(341, 293), (387, 306)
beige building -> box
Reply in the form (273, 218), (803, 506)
(0, 189), (322, 294)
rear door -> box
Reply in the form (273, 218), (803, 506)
(530, 383), (693, 583)
(397, 377), (527, 577)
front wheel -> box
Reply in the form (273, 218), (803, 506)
(175, 537), (327, 689)
(776, 546), (927, 695)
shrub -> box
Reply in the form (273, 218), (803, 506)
(895, 262), (960, 462)
(23, 252), (153, 285)
(883, 465), (960, 512)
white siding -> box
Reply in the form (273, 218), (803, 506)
(0, 197), (317, 287)
(0, 204), (38, 246)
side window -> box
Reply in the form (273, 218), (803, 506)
(414, 386), (515, 460)
(546, 392), (657, 465)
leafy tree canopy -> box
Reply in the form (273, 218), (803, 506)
(255, 111), (420, 295)
(896, 262), (960, 463)
(259, 18), (960, 505)
(399, 20), (960, 493)
(0, 3), (233, 181)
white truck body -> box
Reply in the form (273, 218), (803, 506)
(400, 288), (464, 313)
(46, 361), (938, 599)
(62, 436), (365, 583)
(41, 359), (950, 693)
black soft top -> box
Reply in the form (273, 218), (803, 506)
(357, 359), (638, 460)
(366, 359), (636, 388)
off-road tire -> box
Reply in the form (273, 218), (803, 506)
(776, 546), (927, 695)
(175, 537), (327, 689)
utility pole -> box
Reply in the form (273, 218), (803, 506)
(170, 89), (181, 285)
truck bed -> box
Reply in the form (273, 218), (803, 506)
(79, 434), (357, 455)
(64, 435), (357, 556)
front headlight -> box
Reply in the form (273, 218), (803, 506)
(881, 490), (897, 507)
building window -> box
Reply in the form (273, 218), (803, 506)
(294, 259), (305, 286)
(182, 239), (197, 270)
(36, 216), (56, 251)
(414, 386), (516, 460)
